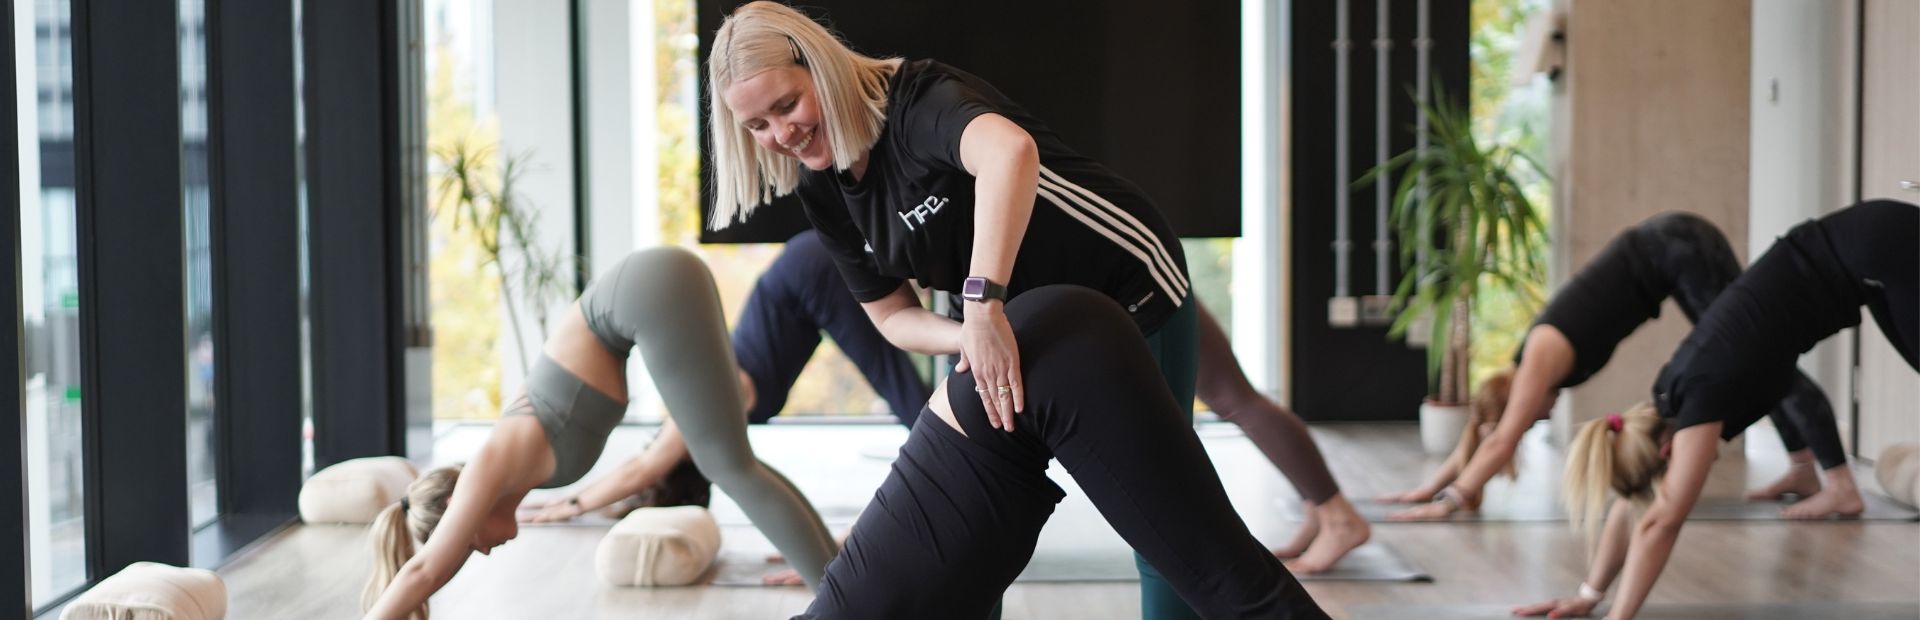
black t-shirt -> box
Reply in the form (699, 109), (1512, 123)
(1655, 218), (1865, 439)
(797, 59), (1189, 335)
(1516, 222), (1670, 388)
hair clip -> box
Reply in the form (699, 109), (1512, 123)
(1605, 413), (1623, 433)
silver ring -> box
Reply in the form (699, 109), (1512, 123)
(995, 386), (1011, 395)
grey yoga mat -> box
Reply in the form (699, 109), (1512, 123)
(707, 524), (1431, 586)
(1278, 496), (1566, 523)
(1282, 492), (1919, 523)
(1346, 602), (1920, 620)
(1687, 492), (1920, 521)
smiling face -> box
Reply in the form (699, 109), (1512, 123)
(722, 65), (834, 171)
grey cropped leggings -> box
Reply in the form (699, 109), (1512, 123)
(576, 246), (837, 588)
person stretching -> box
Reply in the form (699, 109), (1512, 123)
(1526, 200), (1915, 619)
(1383, 212), (1856, 521)
(799, 285), (1330, 619)
(360, 247), (839, 619)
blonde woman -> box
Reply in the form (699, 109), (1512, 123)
(359, 246), (839, 620)
(1383, 212), (1857, 521)
(1522, 201), (1915, 619)
(706, 2), (1363, 613)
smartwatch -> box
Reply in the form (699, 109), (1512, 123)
(961, 277), (1008, 303)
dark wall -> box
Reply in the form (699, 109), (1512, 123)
(1289, 0), (1470, 422)
(697, 0), (1241, 243)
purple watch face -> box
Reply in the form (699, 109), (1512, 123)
(962, 277), (987, 298)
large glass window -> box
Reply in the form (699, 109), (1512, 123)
(18, 0), (87, 608)
(423, 0), (896, 424)
(179, 0), (218, 531)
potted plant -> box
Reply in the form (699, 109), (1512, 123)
(1362, 87), (1548, 454)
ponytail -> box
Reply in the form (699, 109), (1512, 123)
(362, 465), (461, 620)
(1563, 404), (1665, 543)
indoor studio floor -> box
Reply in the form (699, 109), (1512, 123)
(216, 421), (1920, 619)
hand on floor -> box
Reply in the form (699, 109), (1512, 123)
(517, 499), (583, 523)
(1511, 597), (1598, 618)
(760, 569), (807, 587)
(1385, 501), (1458, 521)
(1374, 488), (1437, 503)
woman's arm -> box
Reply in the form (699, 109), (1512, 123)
(1512, 499), (1635, 617)
(954, 113), (1038, 431)
(522, 419), (691, 522)
(1607, 423), (1719, 620)
(861, 284), (962, 355)
(364, 423), (544, 619)
(1454, 327), (1574, 498)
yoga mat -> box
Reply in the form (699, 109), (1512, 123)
(1346, 602), (1920, 620)
(1687, 493), (1920, 522)
(707, 523), (1430, 586)
(1283, 492), (1920, 523)
(1011, 542), (1430, 583)
(1277, 497), (1566, 523)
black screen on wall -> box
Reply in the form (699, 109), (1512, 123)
(696, 1), (1241, 243)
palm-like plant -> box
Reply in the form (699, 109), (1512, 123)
(1361, 86), (1548, 405)
(432, 138), (581, 377)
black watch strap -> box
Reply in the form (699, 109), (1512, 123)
(962, 277), (1008, 302)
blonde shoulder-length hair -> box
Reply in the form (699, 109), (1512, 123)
(707, 1), (900, 230)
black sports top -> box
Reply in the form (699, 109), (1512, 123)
(1517, 214), (1713, 388)
(1657, 201), (1918, 439)
(796, 59), (1189, 334)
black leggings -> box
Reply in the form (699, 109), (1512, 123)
(798, 286), (1325, 620)
(733, 230), (930, 425)
(1821, 200), (1920, 368)
(1645, 213), (1847, 469)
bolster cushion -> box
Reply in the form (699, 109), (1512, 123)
(59, 562), (226, 620)
(298, 456), (419, 524)
(594, 506), (722, 587)
(1877, 443), (1920, 507)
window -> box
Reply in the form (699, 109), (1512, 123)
(18, 0), (87, 608)
(180, 0), (218, 532)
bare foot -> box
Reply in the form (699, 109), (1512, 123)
(1746, 462), (1820, 501)
(1283, 495), (1371, 574)
(1272, 505), (1320, 559)
(1780, 486), (1865, 519)
(760, 569), (806, 586)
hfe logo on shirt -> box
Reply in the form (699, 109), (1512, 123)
(897, 195), (949, 231)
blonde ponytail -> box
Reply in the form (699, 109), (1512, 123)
(1563, 404), (1666, 543)
(362, 465), (462, 620)
(1460, 369), (1519, 479)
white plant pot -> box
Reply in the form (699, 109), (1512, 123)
(1420, 401), (1473, 456)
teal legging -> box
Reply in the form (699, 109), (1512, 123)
(1138, 300), (1201, 620)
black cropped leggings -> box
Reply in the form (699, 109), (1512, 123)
(797, 286), (1326, 620)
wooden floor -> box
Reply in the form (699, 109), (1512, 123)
(219, 422), (1920, 619)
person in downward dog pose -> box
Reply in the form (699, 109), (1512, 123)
(1383, 212), (1857, 521)
(360, 247), (841, 619)
(1518, 200), (1916, 619)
